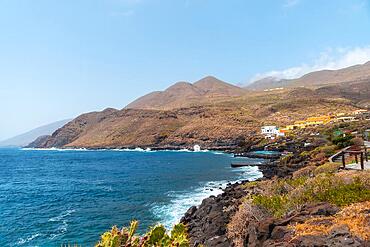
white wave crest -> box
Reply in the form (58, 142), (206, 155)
(151, 166), (262, 229)
(48, 209), (75, 222)
(17, 233), (43, 245)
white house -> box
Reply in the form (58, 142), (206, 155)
(193, 144), (201, 152)
(261, 126), (284, 139)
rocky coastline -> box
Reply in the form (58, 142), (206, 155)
(180, 158), (296, 247)
(180, 163), (368, 247)
(181, 181), (249, 247)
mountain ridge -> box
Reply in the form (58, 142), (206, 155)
(28, 63), (370, 149)
(247, 61), (370, 90)
(0, 119), (72, 147)
(126, 76), (247, 110)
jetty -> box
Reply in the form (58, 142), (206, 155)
(230, 162), (264, 168)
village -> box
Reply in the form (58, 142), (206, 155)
(261, 109), (370, 139)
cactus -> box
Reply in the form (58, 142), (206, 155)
(95, 221), (189, 247)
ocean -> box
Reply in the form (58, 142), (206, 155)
(0, 148), (263, 246)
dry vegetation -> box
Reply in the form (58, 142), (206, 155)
(252, 170), (370, 217)
(227, 164), (370, 246)
(291, 201), (370, 241)
(227, 202), (267, 247)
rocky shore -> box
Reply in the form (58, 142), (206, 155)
(179, 158), (289, 247)
(181, 181), (249, 247)
(181, 176), (368, 247)
(180, 149), (369, 247)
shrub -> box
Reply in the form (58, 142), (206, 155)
(297, 174), (370, 206)
(351, 137), (364, 147)
(292, 166), (316, 179)
(227, 201), (266, 247)
(95, 221), (189, 247)
(252, 171), (370, 217)
(314, 152), (327, 161)
(332, 134), (353, 148)
(319, 145), (338, 156)
(280, 153), (294, 164)
(252, 194), (288, 217)
(311, 145), (338, 158)
(313, 162), (342, 175)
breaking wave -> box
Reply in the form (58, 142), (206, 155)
(151, 166), (262, 229)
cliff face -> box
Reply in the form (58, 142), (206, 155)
(39, 108), (119, 148)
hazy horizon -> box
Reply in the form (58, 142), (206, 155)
(1, 0), (370, 140)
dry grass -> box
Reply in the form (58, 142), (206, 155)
(313, 162), (342, 176)
(291, 201), (370, 240)
(227, 200), (266, 247)
(292, 166), (316, 179)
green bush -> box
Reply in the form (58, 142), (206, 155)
(298, 174), (370, 207)
(332, 135), (353, 148)
(252, 172), (370, 218)
(252, 194), (288, 217)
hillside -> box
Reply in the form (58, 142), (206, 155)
(247, 61), (370, 90)
(0, 119), (71, 147)
(31, 87), (364, 149)
(126, 76), (247, 110)
(27, 108), (118, 148)
(29, 63), (370, 149)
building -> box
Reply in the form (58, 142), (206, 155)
(291, 116), (332, 129)
(353, 109), (368, 115)
(336, 116), (356, 122)
(293, 121), (307, 129)
(261, 126), (284, 139)
(304, 116), (332, 126)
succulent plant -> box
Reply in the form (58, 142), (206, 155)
(95, 221), (189, 247)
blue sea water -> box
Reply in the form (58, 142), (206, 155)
(0, 148), (263, 246)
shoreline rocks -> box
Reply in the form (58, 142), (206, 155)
(179, 154), (328, 246)
(181, 181), (250, 247)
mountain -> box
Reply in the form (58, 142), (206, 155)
(245, 76), (282, 91)
(0, 119), (71, 147)
(26, 108), (118, 148)
(247, 61), (370, 90)
(30, 87), (365, 149)
(126, 76), (247, 110)
(192, 76), (246, 97)
(28, 65), (370, 149)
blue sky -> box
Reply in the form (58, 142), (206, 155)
(1, 0), (370, 140)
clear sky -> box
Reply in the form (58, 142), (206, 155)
(1, 0), (370, 140)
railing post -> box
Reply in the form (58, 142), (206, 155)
(360, 152), (364, 170)
(355, 154), (358, 164)
(365, 146), (368, 162)
(342, 152), (346, 169)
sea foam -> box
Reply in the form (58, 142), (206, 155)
(151, 166), (262, 229)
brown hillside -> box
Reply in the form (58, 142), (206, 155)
(41, 108), (118, 148)
(193, 76), (246, 97)
(126, 76), (247, 110)
(31, 63), (370, 149)
(34, 88), (362, 149)
(247, 61), (370, 90)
